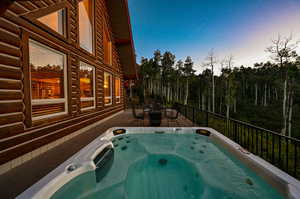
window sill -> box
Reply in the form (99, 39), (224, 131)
(32, 112), (70, 127)
(78, 46), (95, 58)
(81, 106), (96, 112)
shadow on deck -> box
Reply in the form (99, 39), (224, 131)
(0, 109), (196, 199)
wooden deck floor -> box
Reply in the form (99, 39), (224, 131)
(0, 109), (196, 199)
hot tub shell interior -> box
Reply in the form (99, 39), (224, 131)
(16, 127), (300, 199)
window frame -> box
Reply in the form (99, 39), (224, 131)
(29, 39), (68, 121)
(79, 61), (96, 111)
(37, 8), (67, 36)
(115, 77), (121, 104)
(104, 72), (113, 106)
(78, 0), (95, 55)
(22, 2), (70, 40)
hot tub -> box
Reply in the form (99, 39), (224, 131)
(17, 127), (300, 199)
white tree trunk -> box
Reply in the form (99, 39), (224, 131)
(275, 88), (278, 100)
(282, 80), (287, 135)
(288, 94), (293, 137)
(255, 84), (258, 106)
(264, 84), (267, 107)
(226, 104), (230, 119)
(176, 79), (179, 101)
(202, 94), (205, 111)
(198, 90), (201, 109)
(212, 75), (215, 113)
(233, 98), (237, 113)
(184, 79), (189, 105)
(208, 96), (211, 112)
(219, 97), (222, 114)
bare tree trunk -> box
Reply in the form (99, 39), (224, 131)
(208, 96), (211, 112)
(288, 93), (293, 137)
(275, 88), (278, 100)
(202, 94), (205, 111)
(176, 79), (179, 101)
(268, 85), (271, 103)
(212, 75), (215, 113)
(226, 104), (230, 119)
(198, 89), (201, 109)
(264, 84), (267, 107)
(255, 84), (258, 106)
(282, 80), (287, 135)
(233, 98), (237, 113)
(219, 97), (222, 114)
(184, 79), (189, 105)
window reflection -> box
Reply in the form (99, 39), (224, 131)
(115, 77), (121, 103)
(80, 63), (94, 98)
(29, 40), (67, 119)
(104, 72), (112, 105)
(80, 62), (95, 110)
(79, 0), (94, 53)
(38, 9), (65, 35)
(30, 41), (65, 100)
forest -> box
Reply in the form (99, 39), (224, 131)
(136, 35), (300, 139)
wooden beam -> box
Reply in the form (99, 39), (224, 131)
(115, 38), (131, 46)
(0, 0), (41, 16)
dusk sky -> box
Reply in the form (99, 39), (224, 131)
(128, 0), (300, 74)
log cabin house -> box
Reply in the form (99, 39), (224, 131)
(0, 0), (137, 173)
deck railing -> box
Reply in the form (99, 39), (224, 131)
(177, 103), (300, 180)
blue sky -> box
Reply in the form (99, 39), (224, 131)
(127, 0), (300, 74)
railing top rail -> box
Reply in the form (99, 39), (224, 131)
(178, 103), (300, 143)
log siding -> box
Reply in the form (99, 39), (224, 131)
(0, 0), (129, 166)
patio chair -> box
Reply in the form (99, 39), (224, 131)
(131, 104), (145, 126)
(165, 104), (180, 126)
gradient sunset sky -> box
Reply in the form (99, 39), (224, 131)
(128, 0), (300, 74)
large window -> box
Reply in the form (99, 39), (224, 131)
(115, 77), (121, 103)
(104, 72), (112, 106)
(80, 62), (95, 110)
(103, 26), (112, 65)
(38, 9), (66, 36)
(79, 0), (94, 53)
(29, 40), (67, 120)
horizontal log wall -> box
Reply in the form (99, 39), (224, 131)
(0, 0), (126, 165)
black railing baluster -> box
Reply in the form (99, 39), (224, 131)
(260, 130), (263, 156)
(251, 128), (254, 152)
(247, 126), (250, 149)
(294, 142), (297, 178)
(286, 137), (288, 173)
(266, 132), (269, 161)
(279, 136), (282, 167)
(272, 134), (275, 164)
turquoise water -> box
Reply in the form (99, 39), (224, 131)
(52, 133), (284, 199)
